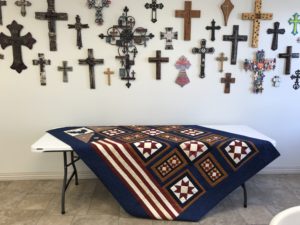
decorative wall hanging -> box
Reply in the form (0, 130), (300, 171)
(0, 0), (6, 25)
(278, 46), (299, 75)
(175, 56), (191, 87)
(99, 6), (154, 88)
(223, 25), (248, 65)
(221, 0), (234, 26)
(87, 0), (111, 25)
(297, 37), (300, 43)
(58, 61), (73, 83)
(160, 27), (177, 50)
(78, 49), (104, 89)
(242, 0), (273, 48)
(33, 53), (51, 86)
(68, 15), (89, 49)
(244, 50), (276, 93)
(221, 73), (235, 93)
(35, 0), (68, 51)
(288, 13), (300, 35)
(267, 22), (285, 51)
(206, 20), (221, 41)
(272, 76), (280, 87)
(0, 20), (36, 73)
(291, 70), (300, 90)
(145, 0), (163, 23)
(175, 1), (201, 41)
(15, 0), (31, 17)
(0, 54), (3, 60)
(104, 68), (114, 86)
(216, 52), (228, 73)
(148, 50), (169, 80)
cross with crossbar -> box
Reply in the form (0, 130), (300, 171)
(68, 15), (89, 49)
(0, 0), (6, 25)
(145, 0), (163, 23)
(104, 68), (114, 86)
(15, 0), (31, 17)
(33, 53), (51, 86)
(221, 73), (235, 94)
(279, 46), (299, 75)
(267, 22), (285, 51)
(148, 50), (169, 80)
(206, 19), (221, 41)
(291, 70), (300, 90)
(58, 61), (73, 83)
(289, 13), (300, 36)
(216, 52), (228, 73)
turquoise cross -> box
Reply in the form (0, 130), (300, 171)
(289, 13), (300, 35)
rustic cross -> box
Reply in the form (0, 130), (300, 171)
(148, 50), (169, 80)
(279, 46), (299, 75)
(223, 25), (248, 65)
(68, 15), (89, 49)
(79, 49), (104, 89)
(160, 27), (178, 50)
(104, 68), (114, 86)
(267, 22), (285, 51)
(289, 13), (300, 36)
(175, 1), (201, 41)
(206, 19), (221, 41)
(87, 0), (111, 25)
(0, 54), (3, 59)
(221, 0), (234, 26)
(291, 70), (300, 90)
(221, 73), (235, 93)
(242, 0), (273, 48)
(58, 61), (73, 83)
(0, 0), (6, 25)
(35, 0), (68, 51)
(216, 52), (228, 73)
(192, 39), (214, 78)
(0, 20), (36, 73)
(15, 0), (31, 17)
(115, 54), (136, 88)
(109, 27), (119, 41)
(33, 53), (51, 86)
(145, 0), (164, 23)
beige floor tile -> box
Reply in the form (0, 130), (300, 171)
(0, 182), (11, 192)
(30, 180), (62, 194)
(6, 180), (39, 193)
(0, 192), (26, 210)
(119, 217), (153, 225)
(71, 215), (118, 225)
(17, 194), (53, 210)
(37, 215), (74, 225)
(237, 205), (273, 224)
(0, 209), (44, 225)
(68, 179), (97, 196)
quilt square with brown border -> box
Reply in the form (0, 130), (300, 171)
(157, 133), (189, 143)
(115, 133), (149, 143)
(157, 125), (184, 132)
(101, 128), (127, 137)
(176, 128), (208, 138)
(198, 134), (228, 146)
(125, 126), (150, 132)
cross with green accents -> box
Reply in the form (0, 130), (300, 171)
(289, 13), (300, 35)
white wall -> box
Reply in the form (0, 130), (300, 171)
(0, 0), (300, 179)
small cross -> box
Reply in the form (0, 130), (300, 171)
(145, 0), (164, 23)
(267, 22), (285, 51)
(216, 52), (228, 73)
(291, 70), (300, 90)
(160, 27), (178, 50)
(57, 61), (73, 83)
(33, 53), (51, 86)
(0, 54), (3, 59)
(68, 15), (89, 49)
(104, 68), (114, 86)
(206, 19), (221, 41)
(279, 46), (299, 75)
(0, 0), (6, 25)
(15, 0), (31, 17)
(272, 76), (280, 87)
(221, 0), (234, 26)
(109, 27), (119, 41)
(148, 50), (169, 80)
(289, 13), (300, 36)
(221, 73), (235, 94)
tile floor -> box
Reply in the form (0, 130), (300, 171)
(0, 174), (299, 225)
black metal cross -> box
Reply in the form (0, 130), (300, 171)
(33, 53), (51, 86)
(0, 0), (6, 25)
(58, 61), (73, 83)
(145, 0), (163, 23)
(223, 25), (248, 65)
(291, 70), (300, 90)
(206, 19), (221, 41)
(0, 20), (36, 73)
(267, 22), (285, 51)
(35, 0), (68, 51)
(79, 49), (104, 89)
(192, 39), (214, 78)
(160, 27), (178, 50)
(15, 0), (31, 17)
(68, 15), (89, 49)
(148, 50), (169, 80)
(221, 73), (235, 93)
(279, 46), (299, 75)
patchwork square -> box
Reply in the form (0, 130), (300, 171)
(125, 126), (149, 131)
(180, 141), (208, 161)
(200, 158), (215, 172)
(157, 133), (188, 143)
(158, 125), (183, 132)
(180, 129), (205, 137)
(101, 129), (126, 137)
(116, 133), (148, 143)
(198, 134), (228, 146)
(167, 155), (182, 169)
(142, 129), (165, 136)
(157, 162), (172, 177)
(207, 168), (223, 182)
(133, 139), (163, 159)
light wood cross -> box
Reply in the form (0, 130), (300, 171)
(216, 53), (228, 73)
(104, 68), (114, 86)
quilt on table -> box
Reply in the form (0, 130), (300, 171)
(48, 125), (280, 221)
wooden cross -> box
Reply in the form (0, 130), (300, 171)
(0, 54), (3, 59)
(192, 39), (214, 78)
(109, 27), (119, 41)
(58, 61), (73, 83)
(291, 70), (300, 90)
(223, 25), (248, 65)
(148, 50), (169, 80)
(145, 0), (164, 23)
(33, 53), (51, 86)
(267, 22), (285, 51)
(104, 68), (114, 86)
(221, 73), (235, 94)
(0, 20), (36, 73)
(175, 1), (201, 41)
(0, 0), (6, 25)
(15, 0), (31, 17)
(160, 27), (178, 50)
(279, 46), (300, 75)
(242, 0), (273, 48)
(216, 52), (228, 73)
(221, 0), (234, 26)
(68, 15), (89, 49)
(35, 0), (68, 51)
(206, 19), (221, 41)
(288, 13), (300, 35)
(79, 49), (104, 89)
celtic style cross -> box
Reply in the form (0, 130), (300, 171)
(35, 0), (68, 51)
(148, 50), (169, 80)
(87, 0), (111, 25)
(145, 0), (163, 23)
(206, 20), (221, 41)
(104, 68), (114, 86)
(221, 0), (234, 26)
(58, 61), (73, 83)
(267, 22), (285, 51)
(289, 13), (300, 36)
(0, 0), (6, 25)
(216, 52), (228, 73)
(160, 27), (178, 50)
(291, 70), (300, 90)
(0, 20), (36, 73)
(33, 53), (51, 86)
(15, 0), (31, 17)
(221, 73), (235, 94)
(192, 39), (214, 78)
(279, 46), (299, 75)
(242, 0), (273, 48)
(68, 15), (89, 49)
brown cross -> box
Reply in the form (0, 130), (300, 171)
(104, 68), (114, 86)
(58, 61), (73, 83)
(148, 50), (169, 80)
(279, 46), (299, 75)
(0, 0), (6, 25)
(221, 73), (235, 94)
(175, 1), (201, 41)
(216, 53), (228, 73)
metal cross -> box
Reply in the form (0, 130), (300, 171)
(145, 0), (164, 23)
(104, 68), (114, 86)
(0, 0), (6, 25)
(221, 0), (234, 26)
(267, 22), (285, 51)
(291, 70), (300, 90)
(33, 53), (51, 86)
(0, 20), (36, 73)
(148, 50), (169, 80)
(79, 49), (104, 89)
(221, 73), (235, 94)
(68, 15), (89, 49)
(289, 13), (300, 36)
(15, 0), (31, 17)
(192, 39), (215, 78)
(58, 61), (73, 83)
(160, 27), (178, 50)
(206, 19), (221, 41)
(216, 52), (228, 73)
(115, 54), (136, 88)
(223, 25), (248, 65)
(279, 46), (299, 75)
(35, 0), (68, 51)
(87, 0), (111, 25)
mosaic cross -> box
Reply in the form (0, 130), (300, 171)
(279, 46), (299, 75)
(175, 56), (191, 87)
(216, 52), (228, 73)
(33, 53), (51, 86)
(221, 0), (234, 26)
(221, 73), (235, 94)
(206, 19), (221, 41)
(104, 68), (114, 86)
(68, 15), (89, 49)
(87, 0), (111, 25)
(160, 27), (178, 50)
(0, 0), (6, 25)
(148, 50), (169, 80)
(145, 0), (163, 23)
(289, 13), (300, 36)
(291, 70), (300, 90)
(58, 61), (73, 83)
(267, 22), (285, 51)
(15, 0), (31, 17)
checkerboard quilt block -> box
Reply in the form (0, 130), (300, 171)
(180, 140), (208, 161)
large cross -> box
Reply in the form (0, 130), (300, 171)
(242, 0), (273, 48)
(221, 0), (234, 26)
(206, 19), (221, 41)
(79, 49), (104, 89)
(33, 53), (51, 86)
(15, 0), (31, 17)
(0, 0), (6, 25)
(175, 1), (201, 41)
(145, 0), (164, 23)
(160, 27), (178, 50)
(58, 61), (73, 83)
(291, 70), (300, 90)
(0, 20), (36, 73)
(68, 15), (89, 49)
(223, 25), (248, 65)
(104, 68), (114, 86)
(216, 52), (228, 73)
(267, 22), (285, 51)
(221, 73), (235, 94)
(192, 39), (214, 78)
(279, 46), (299, 75)
(288, 13), (300, 36)
(35, 0), (68, 51)
(148, 50), (169, 80)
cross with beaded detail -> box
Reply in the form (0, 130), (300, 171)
(145, 0), (163, 23)
(291, 70), (300, 90)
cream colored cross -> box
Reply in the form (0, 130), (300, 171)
(104, 68), (114, 86)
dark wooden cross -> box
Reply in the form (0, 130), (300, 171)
(148, 50), (169, 80)
(221, 73), (235, 93)
(221, 0), (234, 26)
(104, 68), (114, 86)
(192, 39), (215, 78)
(145, 0), (164, 23)
(206, 19), (221, 41)
(291, 70), (300, 90)
(279, 46), (300, 75)
(15, 0), (31, 17)
(0, 20), (36, 73)
(175, 1), (201, 41)
(223, 25), (248, 65)
(216, 52), (228, 73)
(242, 0), (273, 48)
(160, 27), (178, 50)
(58, 61), (73, 83)
(33, 53), (51, 86)
(35, 0), (68, 51)
(68, 15), (89, 49)
(79, 49), (104, 89)
(0, 54), (3, 59)
(0, 0), (6, 25)
(267, 22), (285, 51)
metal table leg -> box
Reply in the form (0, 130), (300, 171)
(241, 183), (247, 208)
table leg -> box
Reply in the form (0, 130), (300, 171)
(61, 151), (67, 214)
(241, 183), (247, 208)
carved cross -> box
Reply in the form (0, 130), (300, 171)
(79, 49), (104, 89)
(289, 13), (300, 36)
(33, 53), (51, 86)
(104, 68), (114, 86)
(35, 0), (68, 51)
(221, 0), (234, 26)
(175, 1), (201, 41)
(242, 0), (273, 48)
(279, 46), (299, 75)
(160, 27), (178, 50)
(145, 0), (164, 23)
(0, 0), (6, 25)
(267, 22), (285, 51)
(68, 15), (89, 49)
(221, 73), (235, 93)
(216, 52), (228, 73)
(58, 61), (73, 83)
(0, 20), (36, 73)
(291, 70), (300, 90)
(192, 39), (215, 78)
(148, 50), (169, 80)
(15, 0), (31, 17)
(223, 25), (248, 65)
(206, 19), (221, 41)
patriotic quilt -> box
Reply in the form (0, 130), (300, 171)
(48, 125), (280, 221)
